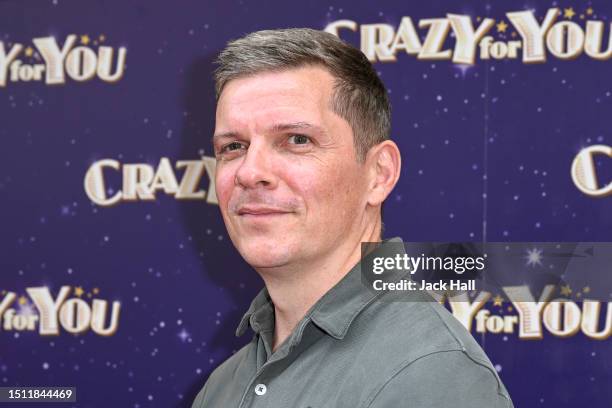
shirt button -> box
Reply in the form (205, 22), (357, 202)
(254, 383), (267, 396)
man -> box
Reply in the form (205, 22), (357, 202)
(192, 28), (513, 407)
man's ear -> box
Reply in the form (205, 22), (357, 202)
(365, 140), (402, 207)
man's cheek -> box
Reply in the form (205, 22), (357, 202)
(215, 171), (235, 205)
(305, 170), (337, 197)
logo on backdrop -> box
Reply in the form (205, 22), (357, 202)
(0, 286), (120, 337)
(84, 156), (218, 206)
(571, 145), (612, 198)
(326, 7), (612, 65)
(0, 34), (126, 87)
(446, 287), (612, 340)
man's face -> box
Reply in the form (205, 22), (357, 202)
(214, 66), (370, 269)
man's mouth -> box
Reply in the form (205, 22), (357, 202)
(236, 206), (293, 217)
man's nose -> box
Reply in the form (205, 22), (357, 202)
(234, 143), (278, 189)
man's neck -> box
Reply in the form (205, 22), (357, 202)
(258, 219), (381, 352)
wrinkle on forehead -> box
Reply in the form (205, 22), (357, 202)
(215, 66), (335, 132)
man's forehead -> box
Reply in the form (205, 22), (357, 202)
(215, 67), (336, 132)
(217, 67), (334, 108)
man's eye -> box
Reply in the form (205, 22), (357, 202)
(287, 134), (311, 145)
(221, 141), (245, 153)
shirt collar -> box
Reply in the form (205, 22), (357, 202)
(236, 237), (405, 339)
(235, 287), (274, 337)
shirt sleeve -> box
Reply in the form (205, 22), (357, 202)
(365, 349), (514, 408)
(190, 380), (208, 408)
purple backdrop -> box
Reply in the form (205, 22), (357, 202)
(1, 0), (611, 407)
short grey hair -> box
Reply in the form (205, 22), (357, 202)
(214, 28), (391, 161)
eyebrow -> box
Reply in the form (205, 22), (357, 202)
(270, 121), (324, 134)
(212, 131), (239, 143)
(213, 121), (326, 143)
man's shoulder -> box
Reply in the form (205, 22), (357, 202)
(330, 295), (513, 406)
(365, 347), (513, 408)
(349, 296), (511, 404)
(191, 339), (255, 408)
(354, 295), (496, 372)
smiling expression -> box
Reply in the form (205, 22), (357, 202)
(214, 66), (371, 270)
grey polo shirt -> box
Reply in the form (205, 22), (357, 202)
(191, 239), (513, 408)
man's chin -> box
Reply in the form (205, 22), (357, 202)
(237, 241), (296, 270)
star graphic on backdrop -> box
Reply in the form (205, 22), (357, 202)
(74, 286), (84, 297)
(18, 296), (27, 305)
(177, 328), (190, 342)
(525, 248), (543, 267)
(80, 35), (90, 45)
(583, 286), (591, 293)
(93, 288), (99, 294)
(99, 34), (106, 42)
(511, 31), (517, 38)
(496, 21), (508, 32)
(24, 46), (33, 57)
(560, 284), (572, 297)
(18, 303), (36, 317)
(564, 7), (576, 19)
(493, 294), (504, 307)
(586, 7), (594, 15)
